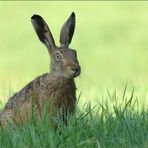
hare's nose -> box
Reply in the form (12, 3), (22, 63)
(71, 66), (81, 77)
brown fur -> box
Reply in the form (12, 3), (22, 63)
(0, 12), (81, 128)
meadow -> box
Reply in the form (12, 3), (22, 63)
(0, 2), (148, 148)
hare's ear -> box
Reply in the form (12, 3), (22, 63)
(31, 14), (56, 53)
(60, 12), (76, 48)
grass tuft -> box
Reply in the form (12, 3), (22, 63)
(0, 89), (148, 148)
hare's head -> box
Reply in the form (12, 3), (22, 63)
(31, 12), (81, 79)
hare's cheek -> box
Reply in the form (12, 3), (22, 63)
(62, 60), (69, 70)
(62, 59), (67, 66)
(62, 66), (73, 79)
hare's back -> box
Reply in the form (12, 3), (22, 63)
(4, 73), (50, 111)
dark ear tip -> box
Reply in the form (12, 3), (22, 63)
(71, 12), (75, 17)
(31, 14), (43, 20)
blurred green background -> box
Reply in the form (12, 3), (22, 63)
(0, 1), (148, 105)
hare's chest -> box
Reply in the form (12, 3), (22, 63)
(45, 79), (76, 111)
(57, 86), (76, 111)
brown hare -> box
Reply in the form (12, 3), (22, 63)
(0, 12), (81, 128)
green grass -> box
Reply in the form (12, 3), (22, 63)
(0, 89), (148, 148)
(0, 1), (148, 147)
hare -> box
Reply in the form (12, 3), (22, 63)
(0, 12), (81, 128)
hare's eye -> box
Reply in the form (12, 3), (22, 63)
(55, 53), (62, 61)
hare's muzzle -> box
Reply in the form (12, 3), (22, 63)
(71, 65), (81, 77)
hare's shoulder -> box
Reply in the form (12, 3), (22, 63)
(4, 73), (50, 110)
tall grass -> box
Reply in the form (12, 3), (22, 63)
(0, 88), (147, 148)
